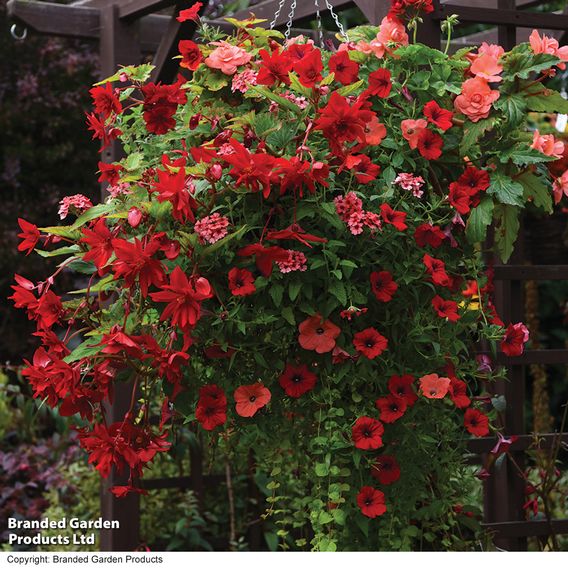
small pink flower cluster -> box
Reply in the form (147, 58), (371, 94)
(277, 250), (307, 273)
(107, 182), (133, 199)
(58, 194), (93, 220)
(194, 212), (229, 244)
(282, 91), (309, 110)
(334, 192), (382, 235)
(393, 173), (425, 198)
(231, 69), (258, 93)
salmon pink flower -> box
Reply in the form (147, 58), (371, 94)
(204, 41), (251, 75)
(454, 77), (500, 123)
(279, 363), (318, 398)
(298, 314), (341, 354)
(375, 394), (407, 423)
(419, 373), (451, 399)
(553, 170), (568, 204)
(371, 455), (400, 485)
(470, 53), (503, 82)
(531, 130), (565, 159)
(357, 486), (386, 518)
(376, 16), (408, 47)
(529, 29), (568, 69)
(234, 383), (271, 417)
(464, 408), (490, 437)
(401, 118), (427, 149)
(364, 116), (387, 145)
(352, 416), (384, 450)
(353, 328), (388, 359)
(501, 322), (529, 357)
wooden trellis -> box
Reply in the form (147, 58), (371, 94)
(7, 0), (568, 552)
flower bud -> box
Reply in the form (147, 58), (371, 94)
(189, 114), (201, 130)
(208, 163), (223, 181)
(127, 207), (143, 228)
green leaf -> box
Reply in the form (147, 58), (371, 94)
(504, 51), (559, 80)
(328, 279), (347, 305)
(460, 118), (495, 154)
(204, 71), (229, 91)
(465, 196), (494, 243)
(281, 306), (295, 326)
(36, 245), (80, 258)
(494, 93), (526, 126)
(499, 145), (557, 166)
(517, 171), (553, 213)
(269, 284), (284, 307)
(246, 86), (302, 115)
(93, 63), (154, 85)
(200, 225), (247, 257)
(487, 172), (525, 207)
(288, 281), (302, 302)
(494, 204), (520, 262)
(288, 72), (312, 97)
(314, 463), (329, 477)
(525, 88), (568, 113)
(337, 80), (364, 97)
(69, 274), (115, 295)
(63, 338), (103, 363)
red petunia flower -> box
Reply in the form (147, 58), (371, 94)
(456, 166), (490, 194)
(388, 374), (418, 406)
(353, 327), (388, 359)
(179, 39), (203, 71)
(328, 51), (360, 85)
(363, 68), (392, 98)
(419, 373), (451, 399)
(371, 455), (401, 485)
(294, 48), (323, 88)
(279, 363), (318, 398)
(416, 129), (444, 160)
(256, 49), (294, 86)
(356, 486), (387, 518)
(17, 218), (40, 255)
(432, 295), (460, 322)
(195, 384), (227, 431)
(298, 314), (341, 354)
(464, 408), (490, 437)
(177, 2), (203, 22)
(380, 203), (407, 231)
(375, 394), (407, 423)
(370, 271), (398, 302)
(352, 416), (384, 450)
(423, 254), (451, 287)
(228, 267), (256, 297)
(423, 100), (453, 131)
(150, 266), (213, 330)
(414, 223), (445, 248)
(234, 383), (271, 417)
(501, 322), (530, 357)
(449, 377), (471, 409)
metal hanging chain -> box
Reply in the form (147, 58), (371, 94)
(313, 0), (324, 47)
(269, 0), (289, 30)
(284, 0), (297, 40)
(323, 0), (349, 43)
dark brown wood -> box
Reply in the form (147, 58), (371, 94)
(493, 265), (568, 281)
(417, 0), (441, 49)
(100, 382), (141, 551)
(118, 0), (177, 20)
(483, 519), (568, 538)
(498, 0), (516, 50)
(434, 4), (568, 30)
(352, 0), (389, 24)
(140, 474), (224, 490)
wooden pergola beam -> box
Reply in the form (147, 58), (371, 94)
(117, 0), (177, 20)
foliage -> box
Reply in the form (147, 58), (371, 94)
(10, 7), (568, 551)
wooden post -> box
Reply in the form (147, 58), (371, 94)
(98, 2), (142, 552)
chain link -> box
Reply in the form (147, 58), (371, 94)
(269, 0), (288, 30)
(324, 0), (349, 42)
(313, 0), (324, 47)
(285, 0), (297, 40)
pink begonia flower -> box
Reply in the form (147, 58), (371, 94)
(478, 42), (505, 59)
(355, 38), (387, 59)
(376, 16), (409, 47)
(470, 53), (503, 83)
(529, 29), (568, 69)
(454, 77), (500, 123)
(204, 41), (252, 75)
(400, 119), (427, 149)
(553, 170), (568, 204)
(531, 130), (565, 159)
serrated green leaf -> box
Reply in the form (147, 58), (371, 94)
(500, 145), (557, 166)
(247, 86), (302, 115)
(465, 196), (494, 243)
(517, 171), (553, 213)
(525, 88), (568, 113)
(494, 204), (520, 262)
(487, 172), (525, 207)
(494, 93), (526, 125)
(460, 118), (495, 154)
